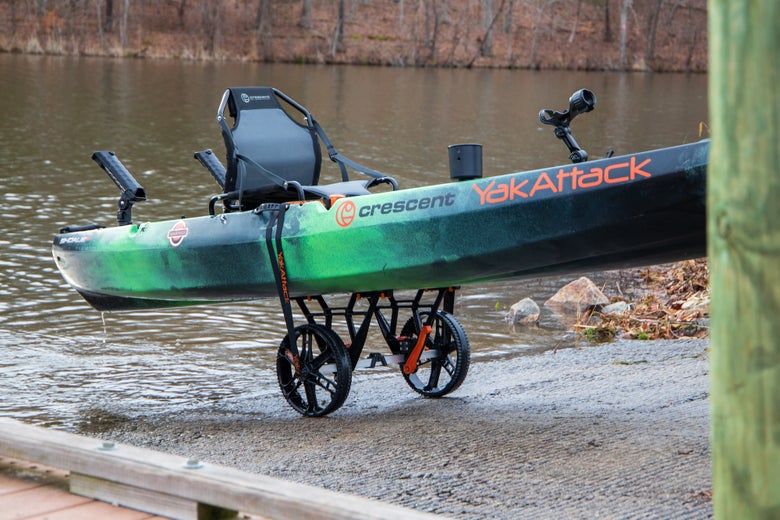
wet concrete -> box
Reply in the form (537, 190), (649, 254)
(97, 339), (711, 519)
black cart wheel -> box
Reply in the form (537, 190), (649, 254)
(400, 311), (470, 397)
(276, 324), (352, 417)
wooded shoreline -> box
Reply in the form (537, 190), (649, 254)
(0, 1), (708, 72)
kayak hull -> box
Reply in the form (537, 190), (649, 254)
(53, 140), (709, 312)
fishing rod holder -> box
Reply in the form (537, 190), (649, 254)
(448, 143), (483, 181)
(92, 151), (147, 226)
(539, 88), (596, 164)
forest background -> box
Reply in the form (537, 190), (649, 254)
(0, 0), (707, 72)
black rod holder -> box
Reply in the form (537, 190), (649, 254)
(539, 89), (596, 164)
(92, 151), (147, 226)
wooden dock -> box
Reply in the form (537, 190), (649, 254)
(0, 418), (441, 520)
(0, 456), (170, 519)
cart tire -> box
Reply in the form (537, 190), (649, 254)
(400, 311), (470, 397)
(276, 324), (352, 417)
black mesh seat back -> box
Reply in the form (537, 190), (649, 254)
(222, 87), (321, 198)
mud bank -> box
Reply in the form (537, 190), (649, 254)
(93, 339), (711, 519)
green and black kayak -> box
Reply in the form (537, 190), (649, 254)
(53, 139), (708, 311)
(50, 87), (709, 417)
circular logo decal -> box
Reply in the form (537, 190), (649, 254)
(335, 200), (356, 227)
(167, 221), (189, 247)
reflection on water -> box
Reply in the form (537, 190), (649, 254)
(0, 54), (708, 429)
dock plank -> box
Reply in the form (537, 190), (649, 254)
(0, 456), (170, 520)
(23, 500), (161, 520)
(0, 484), (92, 519)
(0, 473), (44, 495)
(70, 472), (200, 520)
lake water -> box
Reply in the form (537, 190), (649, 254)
(0, 54), (708, 428)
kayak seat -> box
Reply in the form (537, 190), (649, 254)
(200, 86), (397, 213)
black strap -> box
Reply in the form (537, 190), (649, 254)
(311, 118), (386, 181)
(236, 153), (306, 201)
(261, 204), (298, 347)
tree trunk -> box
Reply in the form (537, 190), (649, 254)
(256, 0), (272, 58)
(96, 0), (103, 43)
(481, 0), (493, 57)
(528, 0), (552, 68)
(103, 0), (113, 33)
(331, 0), (345, 56)
(212, 2), (221, 54)
(619, 0), (631, 68)
(603, 0), (611, 42)
(119, 0), (128, 47)
(503, 0), (514, 34)
(10, 0), (17, 36)
(178, 0), (187, 29)
(299, 0), (312, 29)
(568, 0), (581, 44)
(429, 0), (440, 59)
(644, 0), (662, 65)
(709, 0), (780, 517)
(684, 26), (699, 72)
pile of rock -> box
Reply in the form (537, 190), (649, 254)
(504, 262), (710, 341)
(505, 276), (614, 325)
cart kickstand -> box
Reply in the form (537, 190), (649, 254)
(402, 324), (432, 375)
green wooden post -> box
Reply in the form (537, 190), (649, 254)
(709, 1), (780, 517)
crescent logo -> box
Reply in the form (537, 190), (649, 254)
(335, 200), (356, 227)
(167, 221), (189, 247)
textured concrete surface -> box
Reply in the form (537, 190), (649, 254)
(98, 339), (712, 519)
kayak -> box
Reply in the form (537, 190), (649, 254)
(50, 87), (709, 417)
(52, 139), (708, 312)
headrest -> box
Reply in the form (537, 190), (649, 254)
(226, 87), (280, 118)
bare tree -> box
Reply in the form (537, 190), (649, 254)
(527, 0), (557, 68)
(96, 0), (103, 42)
(481, 0), (494, 57)
(503, 0), (515, 34)
(685, 26), (700, 71)
(331, 0), (345, 56)
(430, 0), (444, 60)
(568, 0), (582, 44)
(10, 0), (18, 36)
(178, 0), (187, 29)
(200, 0), (221, 54)
(469, 0), (506, 66)
(423, 0), (431, 48)
(256, 0), (272, 58)
(119, 0), (129, 48)
(619, 0), (631, 68)
(603, 0), (612, 42)
(299, 0), (312, 29)
(213, 5), (222, 54)
(421, 0), (443, 59)
(104, 0), (113, 33)
(644, 0), (662, 65)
